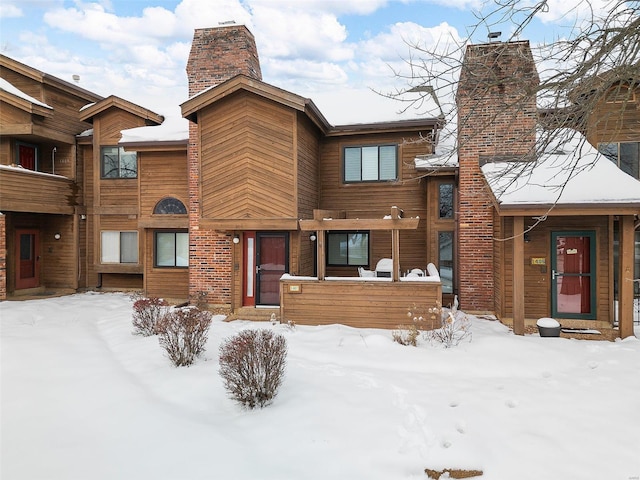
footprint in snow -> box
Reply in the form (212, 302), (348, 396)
(505, 399), (519, 408)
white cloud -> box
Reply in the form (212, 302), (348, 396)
(0, 3), (22, 18)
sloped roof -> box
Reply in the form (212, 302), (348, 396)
(481, 128), (640, 214)
(0, 78), (53, 117)
(79, 95), (164, 125)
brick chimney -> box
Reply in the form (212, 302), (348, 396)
(186, 24), (262, 309)
(455, 40), (539, 313)
(186, 24), (262, 98)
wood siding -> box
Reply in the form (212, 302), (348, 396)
(280, 277), (442, 329)
(143, 230), (188, 300)
(586, 84), (640, 145)
(139, 150), (188, 220)
(496, 215), (611, 327)
(199, 91), (297, 221)
(0, 167), (77, 214)
(319, 132), (433, 274)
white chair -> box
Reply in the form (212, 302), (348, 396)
(426, 263), (440, 279)
(410, 268), (425, 277)
(358, 267), (375, 278)
(375, 258), (393, 277)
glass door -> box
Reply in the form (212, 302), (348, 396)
(256, 232), (288, 306)
(15, 229), (40, 289)
(551, 231), (596, 319)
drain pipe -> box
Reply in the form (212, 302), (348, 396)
(52, 147), (57, 175)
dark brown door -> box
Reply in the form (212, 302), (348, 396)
(15, 229), (40, 289)
(18, 144), (36, 170)
(256, 233), (288, 306)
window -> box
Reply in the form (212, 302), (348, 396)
(438, 231), (454, 294)
(439, 182), (454, 219)
(154, 197), (187, 214)
(344, 145), (397, 182)
(598, 142), (640, 179)
(101, 231), (138, 263)
(101, 146), (137, 178)
(327, 232), (369, 266)
(155, 231), (188, 267)
(16, 142), (38, 171)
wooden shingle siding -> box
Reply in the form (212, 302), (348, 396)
(199, 92), (296, 220)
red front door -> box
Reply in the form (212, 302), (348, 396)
(15, 229), (40, 289)
(256, 233), (288, 305)
(18, 144), (36, 170)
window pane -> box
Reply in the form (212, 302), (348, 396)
(120, 149), (137, 178)
(439, 231), (454, 294)
(101, 147), (120, 178)
(347, 233), (368, 266)
(156, 232), (176, 266)
(379, 145), (397, 180)
(120, 232), (138, 263)
(176, 232), (189, 267)
(101, 231), (120, 263)
(439, 183), (454, 219)
(344, 148), (361, 182)
(620, 142), (639, 179)
(327, 233), (347, 265)
(361, 146), (378, 181)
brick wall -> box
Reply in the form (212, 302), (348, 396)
(456, 41), (539, 312)
(186, 25), (262, 308)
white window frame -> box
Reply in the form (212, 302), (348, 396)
(101, 231), (138, 264)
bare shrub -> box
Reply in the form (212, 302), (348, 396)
(132, 297), (169, 336)
(392, 324), (419, 346)
(219, 329), (287, 409)
(157, 307), (212, 367)
(426, 299), (472, 348)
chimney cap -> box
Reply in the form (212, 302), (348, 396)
(488, 31), (502, 41)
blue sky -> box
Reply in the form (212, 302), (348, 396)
(0, 0), (592, 123)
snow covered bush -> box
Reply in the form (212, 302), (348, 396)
(218, 329), (287, 409)
(132, 297), (169, 336)
(156, 307), (212, 367)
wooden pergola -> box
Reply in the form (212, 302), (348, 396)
(298, 206), (419, 281)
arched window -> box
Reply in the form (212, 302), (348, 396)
(154, 197), (187, 215)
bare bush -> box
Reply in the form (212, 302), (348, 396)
(157, 307), (212, 367)
(392, 324), (419, 346)
(219, 329), (287, 409)
(426, 299), (472, 348)
(132, 297), (169, 336)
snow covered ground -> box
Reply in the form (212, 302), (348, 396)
(1, 292), (639, 480)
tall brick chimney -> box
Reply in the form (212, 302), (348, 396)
(186, 24), (262, 98)
(455, 40), (539, 313)
(186, 24), (262, 309)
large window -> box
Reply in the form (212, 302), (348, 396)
(101, 146), (137, 178)
(155, 231), (188, 267)
(598, 142), (639, 179)
(343, 145), (397, 182)
(327, 232), (369, 266)
(101, 231), (138, 263)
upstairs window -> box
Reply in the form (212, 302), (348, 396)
(154, 197), (187, 215)
(598, 142), (640, 179)
(101, 146), (137, 178)
(16, 142), (38, 171)
(343, 145), (397, 182)
(438, 182), (455, 219)
(101, 231), (138, 264)
(327, 231), (369, 266)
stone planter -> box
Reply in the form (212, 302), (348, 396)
(536, 317), (561, 337)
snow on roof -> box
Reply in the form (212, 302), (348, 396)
(481, 128), (640, 206)
(119, 115), (189, 144)
(0, 78), (52, 109)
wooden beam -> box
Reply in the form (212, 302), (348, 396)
(513, 216), (525, 335)
(391, 206), (401, 281)
(199, 218), (299, 231)
(317, 230), (326, 280)
(299, 217), (420, 231)
(618, 215), (635, 338)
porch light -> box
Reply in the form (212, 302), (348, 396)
(233, 234), (240, 244)
(309, 233), (317, 242)
(54, 233), (61, 240)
